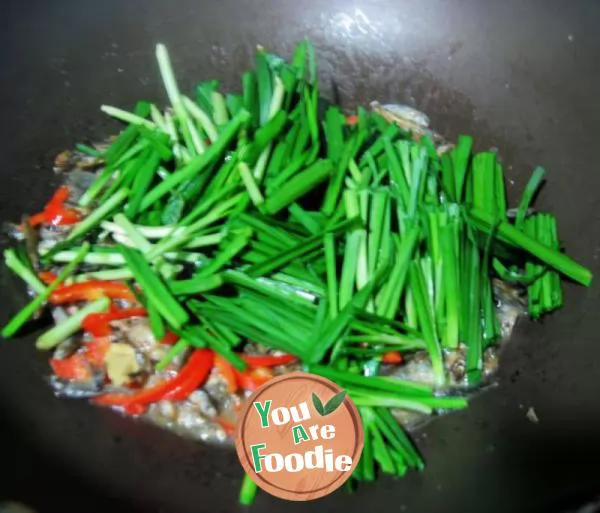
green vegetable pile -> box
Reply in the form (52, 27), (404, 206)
(3, 41), (592, 504)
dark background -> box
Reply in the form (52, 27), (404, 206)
(1, 0), (600, 512)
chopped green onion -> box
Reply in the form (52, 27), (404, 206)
(183, 96), (219, 143)
(156, 338), (189, 371)
(67, 188), (130, 242)
(140, 110), (250, 210)
(101, 105), (155, 129)
(2, 243), (91, 338)
(121, 247), (189, 328)
(239, 474), (258, 506)
(75, 143), (102, 157)
(469, 208), (592, 286)
(4, 249), (45, 295)
(238, 162), (264, 206)
(36, 297), (111, 350)
(515, 166), (545, 229)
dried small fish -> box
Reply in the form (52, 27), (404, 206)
(53, 150), (73, 173)
(203, 372), (232, 406)
(52, 336), (81, 360)
(493, 278), (527, 340)
(387, 351), (436, 386)
(482, 347), (500, 377)
(49, 373), (103, 399)
(436, 143), (455, 156)
(383, 275), (524, 391)
(371, 101), (445, 143)
(445, 347), (467, 383)
(378, 103), (431, 128)
(187, 390), (218, 418)
(53, 148), (104, 174)
(111, 318), (157, 353)
(146, 394), (228, 445)
(242, 342), (270, 356)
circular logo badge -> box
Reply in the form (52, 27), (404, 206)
(235, 371), (363, 501)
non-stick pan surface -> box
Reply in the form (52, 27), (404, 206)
(1, 1), (600, 512)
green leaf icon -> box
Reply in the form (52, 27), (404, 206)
(323, 391), (347, 415)
(312, 391), (347, 417)
(312, 392), (325, 415)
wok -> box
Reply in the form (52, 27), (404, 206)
(1, 0), (599, 512)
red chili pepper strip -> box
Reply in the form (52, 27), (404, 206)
(50, 354), (93, 381)
(234, 367), (274, 391)
(124, 403), (146, 416)
(27, 215), (44, 227)
(28, 213), (48, 226)
(46, 209), (81, 226)
(86, 306), (147, 321)
(159, 332), (180, 346)
(49, 281), (137, 304)
(381, 351), (403, 364)
(38, 271), (58, 285)
(240, 353), (297, 368)
(214, 355), (238, 394)
(94, 381), (172, 408)
(84, 337), (111, 367)
(82, 307), (147, 337)
(48, 186), (70, 205)
(83, 321), (111, 337)
(94, 349), (214, 409)
(162, 350), (215, 401)
(346, 114), (359, 126)
(27, 186), (81, 227)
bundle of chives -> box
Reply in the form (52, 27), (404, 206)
(2, 40), (593, 508)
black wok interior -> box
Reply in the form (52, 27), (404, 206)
(1, 0), (600, 512)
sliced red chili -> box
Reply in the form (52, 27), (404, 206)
(214, 355), (238, 394)
(82, 307), (147, 337)
(93, 349), (214, 412)
(234, 366), (274, 391)
(48, 186), (70, 205)
(381, 351), (403, 364)
(50, 281), (137, 304)
(159, 332), (180, 346)
(28, 186), (81, 227)
(123, 403), (146, 416)
(94, 379), (174, 408)
(38, 271), (58, 285)
(346, 114), (359, 126)
(50, 354), (93, 381)
(84, 337), (112, 367)
(162, 350), (215, 401)
(46, 208), (81, 226)
(28, 213), (48, 226)
(240, 353), (297, 368)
